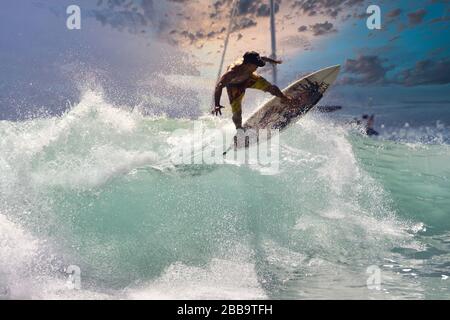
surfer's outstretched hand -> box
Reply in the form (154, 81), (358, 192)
(262, 56), (283, 65)
(212, 105), (225, 116)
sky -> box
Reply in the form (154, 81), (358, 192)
(0, 0), (449, 122)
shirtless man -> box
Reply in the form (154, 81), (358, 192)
(362, 114), (379, 136)
(213, 51), (292, 129)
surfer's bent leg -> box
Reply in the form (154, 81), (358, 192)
(227, 86), (245, 129)
(250, 75), (286, 100)
(249, 75), (272, 92)
(231, 95), (244, 129)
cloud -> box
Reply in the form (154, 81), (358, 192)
(92, 0), (163, 34)
(339, 55), (394, 85)
(279, 34), (311, 50)
(292, 0), (366, 18)
(396, 58), (450, 86)
(429, 16), (450, 24)
(297, 22), (338, 36)
(408, 9), (427, 25)
(232, 17), (258, 31)
(387, 8), (402, 18)
(340, 54), (450, 87)
(309, 21), (337, 36)
(89, 0), (369, 48)
(236, 0), (281, 16)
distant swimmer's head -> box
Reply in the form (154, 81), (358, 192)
(243, 51), (266, 68)
(362, 114), (369, 120)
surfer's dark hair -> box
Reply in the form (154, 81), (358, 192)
(243, 51), (266, 67)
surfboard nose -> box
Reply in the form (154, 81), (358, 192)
(325, 64), (341, 73)
(329, 65), (341, 82)
(313, 64), (341, 84)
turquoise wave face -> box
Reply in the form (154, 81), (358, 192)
(351, 135), (450, 232)
(0, 91), (449, 299)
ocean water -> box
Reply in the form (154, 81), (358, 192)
(0, 91), (449, 300)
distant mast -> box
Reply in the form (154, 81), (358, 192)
(269, 0), (277, 85)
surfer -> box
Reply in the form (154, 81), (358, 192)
(213, 51), (292, 129)
(362, 114), (379, 136)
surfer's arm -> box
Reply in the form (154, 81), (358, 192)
(214, 71), (236, 107)
(261, 56), (282, 65)
(214, 83), (225, 108)
(213, 71), (236, 115)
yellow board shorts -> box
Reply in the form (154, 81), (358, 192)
(227, 74), (272, 114)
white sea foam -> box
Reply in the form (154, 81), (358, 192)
(125, 258), (267, 300)
(1, 91), (448, 299)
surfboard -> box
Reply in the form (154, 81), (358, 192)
(225, 65), (340, 154)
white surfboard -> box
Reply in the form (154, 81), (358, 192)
(225, 65), (340, 153)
